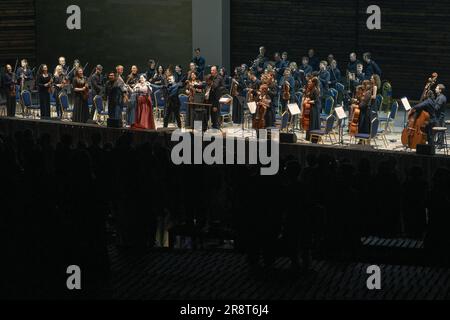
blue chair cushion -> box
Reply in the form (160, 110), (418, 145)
(355, 133), (370, 139)
(310, 130), (325, 136)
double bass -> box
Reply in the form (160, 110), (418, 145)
(401, 73), (437, 149)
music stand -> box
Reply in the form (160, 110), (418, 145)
(287, 103), (301, 133)
(401, 97), (412, 129)
(334, 106), (348, 145)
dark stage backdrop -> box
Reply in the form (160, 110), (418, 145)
(35, 0), (192, 74)
(231, 0), (450, 99)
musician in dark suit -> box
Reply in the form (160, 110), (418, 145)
(318, 61), (331, 98)
(363, 52), (382, 80)
(308, 49), (320, 72)
(208, 66), (225, 130)
(413, 84), (447, 146)
(347, 52), (360, 75)
(90, 65), (104, 96)
(1, 64), (17, 117)
(329, 60), (342, 89)
(16, 59), (33, 91)
(163, 69), (182, 128)
(105, 71), (126, 121)
(192, 48), (206, 80)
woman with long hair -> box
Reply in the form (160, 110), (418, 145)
(132, 75), (155, 130)
(72, 67), (90, 123)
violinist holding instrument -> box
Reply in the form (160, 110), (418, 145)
(37, 64), (52, 119)
(2, 63), (17, 117)
(16, 59), (33, 92)
(303, 77), (321, 142)
(252, 84), (271, 129)
(279, 68), (295, 112)
(53, 65), (68, 119)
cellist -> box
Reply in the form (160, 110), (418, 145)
(411, 84), (447, 146)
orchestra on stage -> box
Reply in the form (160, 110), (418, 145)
(1, 47), (447, 151)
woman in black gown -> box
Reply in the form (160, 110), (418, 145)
(72, 67), (90, 123)
(305, 77), (322, 143)
(37, 65), (52, 119)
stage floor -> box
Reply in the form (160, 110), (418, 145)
(1, 107), (449, 156)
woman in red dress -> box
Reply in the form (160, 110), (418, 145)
(132, 75), (156, 130)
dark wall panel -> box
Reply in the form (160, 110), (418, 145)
(0, 0), (36, 66)
(35, 0), (192, 73)
(231, 0), (450, 98)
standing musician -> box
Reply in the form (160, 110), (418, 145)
(132, 75), (155, 130)
(357, 80), (373, 136)
(58, 57), (69, 75)
(318, 61), (331, 100)
(16, 59), (33, 92)
(53, 65), (68, 119)
(125, 65), (140, 126)
(329, 60), (342, 89)
(163, 68), (182, 128)
(251, 46), (268, 77)
(1, 64), (17, 117)
(363, 52), (382, 80)
(72, 67), (90, 123)
(206, 66), (225, 130)
(146, 59), (157, 81)
(261, 72), (277, 128)
(37, 65), (52, 119)
(411, 84), (447, 147)
(279, 68), (295, 112)
(186, 71), (203, 103)
(304, 77), (321, 142)
(347, 52), (360, 76)
(89, 65), (105, 120)
(252, 84), (272, 129)
(105, 71), (127, 121)
(192, 48), (206, 80)
(151, 65), (165, 86)
(245, 71), (261, 103)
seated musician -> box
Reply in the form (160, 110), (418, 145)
(412, 84), (447, 147)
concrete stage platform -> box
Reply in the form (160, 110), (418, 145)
(1, 116), (449, 182)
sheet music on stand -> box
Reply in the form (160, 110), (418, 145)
(288, 103), (301, 116)
(334, 106), (347, 145)
(247, 101), (257, 114)
(401, 97), (412, 111)
(334, 106), (347, 120)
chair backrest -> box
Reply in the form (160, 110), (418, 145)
(335, 82), (345, 93)
(325, 115), (336, 133)
(329, 88), (338, 100)
(154, 90), (165, 108)
(94, 95), (104, 112)
(21, 90), (32, 107)
(280, 111), (290, 131)
(295, 92), (303, 106)
(324, 96), (334, 115)
(179, 94), (189, 113)
(390, 101), (399, 120)
(370, 117), (380, 139)
(220, 94), (232, 114)
(59, 92), (70, 110)
(375, 94), (384, 111)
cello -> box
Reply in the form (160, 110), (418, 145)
(252, 84), (270, 129)
(349, 86), (364, 135)
(401, 73), (436, 149)
(301, 79), (315, 131)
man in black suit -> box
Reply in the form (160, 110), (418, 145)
(208, 66), (225, 130)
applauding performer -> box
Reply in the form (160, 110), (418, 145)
(72, 67), (90, 123)
(132, 75), (155, 130)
